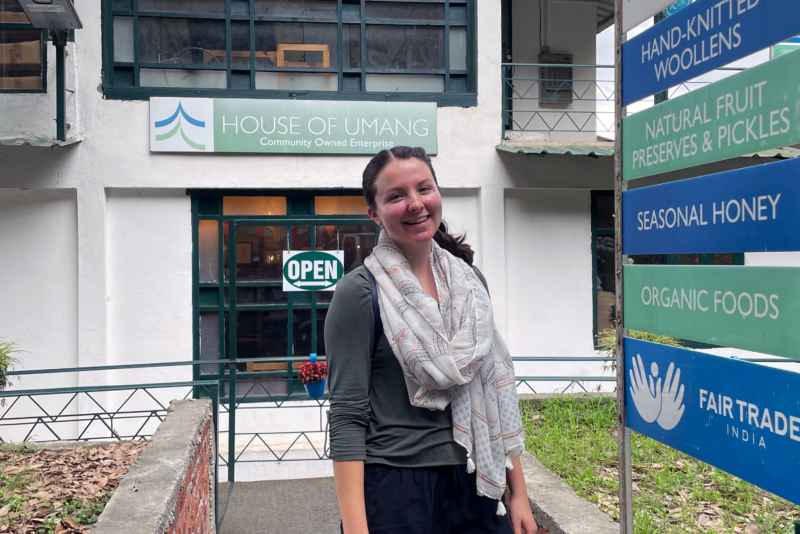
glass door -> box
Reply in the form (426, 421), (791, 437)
(227, 218), (378, 400)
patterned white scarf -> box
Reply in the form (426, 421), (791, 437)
(364, 230), (525, 507)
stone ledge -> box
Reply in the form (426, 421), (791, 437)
(520, 451), (618, 534)
(92, 399), (215, 534)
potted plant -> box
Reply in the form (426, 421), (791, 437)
(299, 353), (327, 398)
(0, 338), (22, 405)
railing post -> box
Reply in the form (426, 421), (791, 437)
(209, 382), (220, 527)
(227, 363), (236, 484)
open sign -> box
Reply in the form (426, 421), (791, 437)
(282, 250), (345, 292)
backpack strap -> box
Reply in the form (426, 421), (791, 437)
(365, 267), (383, 358)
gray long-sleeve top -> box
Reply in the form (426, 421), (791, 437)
(325, 264), (489, 467)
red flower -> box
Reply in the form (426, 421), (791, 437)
(299, 361), (327, 384)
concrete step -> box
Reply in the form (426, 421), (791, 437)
(218, 478), (340, 534)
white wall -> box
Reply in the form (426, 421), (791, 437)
(0, 189), (79, 441)
(504, 189), (611, 393)
(441, 188), (482, 270)
(509, 0), (597, 142)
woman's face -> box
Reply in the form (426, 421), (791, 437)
(368, 157), (443, 250)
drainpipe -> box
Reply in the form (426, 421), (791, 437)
(56, 40), (66, 141)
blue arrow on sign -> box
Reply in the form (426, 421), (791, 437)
(623, 158), (800, 255)
(622, 0), (800, 106)
(626, 338), (800, 506)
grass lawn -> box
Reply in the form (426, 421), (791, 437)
(522, 395), (800, 534)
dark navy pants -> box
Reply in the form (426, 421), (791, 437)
(341, 464), (514, 534)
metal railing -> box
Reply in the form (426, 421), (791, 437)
(501, 63), (746, 139)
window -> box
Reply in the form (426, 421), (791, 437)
(192, 191), (378, 401)
(0, 0), (47, 92)
(591, 191), (744, 346)
(103, 0), (475, 106)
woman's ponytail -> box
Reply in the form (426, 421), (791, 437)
(434, 220), (474, 266)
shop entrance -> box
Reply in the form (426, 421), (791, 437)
(192, 192), (378, 400)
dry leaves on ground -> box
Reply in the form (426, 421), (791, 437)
(0, 441), (147, 534)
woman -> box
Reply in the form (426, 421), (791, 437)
(326, 147), (538, 534)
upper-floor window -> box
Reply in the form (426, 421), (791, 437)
(1, 1), (47, 93)
(103, 0), (475, 106)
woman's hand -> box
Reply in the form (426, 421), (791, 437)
(508, 492), (538, 534)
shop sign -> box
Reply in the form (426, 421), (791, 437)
(622, 157), (800, 255)
(623, 265), (800, 359)
(150, 98), (437, 155)
(622, 0), (800, 106)
(773, 37), (800, 58)
(282, 251), (344, 292)
(626, 337), (800, 505)
(622, 50), (800, 181)
(664, 0), (693, 17)
(623, 0), (678, 33)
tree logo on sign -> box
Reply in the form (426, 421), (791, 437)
(283, 251), (343, 290)
(629, 353), (686, 430)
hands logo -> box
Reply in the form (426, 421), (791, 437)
(154, 102), (206, 150)
(629, 354), (685, 430)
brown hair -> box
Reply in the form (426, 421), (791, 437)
(362, 146), (474, 265)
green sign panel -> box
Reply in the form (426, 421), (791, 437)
(774, 44), (800, 58)
(622, 50), (800, 181)
(623, 265), (800, 359)
(282, 250), (344, 291)
(150, 97), (438, 155)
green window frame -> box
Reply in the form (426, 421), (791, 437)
(0, 5), (48, 94)
(591, 190), (744, 349)
(102, 0), (476, 107)
(190, 189), (378, 402)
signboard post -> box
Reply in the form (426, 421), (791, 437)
(282, 251), (345, 292)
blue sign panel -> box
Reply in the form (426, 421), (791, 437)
(665, 0), (693, 17)
(625, 338), (800, 505)
(622, 0), (800, 106)
(623, 157), (800, 255)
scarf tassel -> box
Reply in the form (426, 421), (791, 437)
(505, 455), (514, 470)
(466, 453), (476, 474)
(496, 501), (507, 516)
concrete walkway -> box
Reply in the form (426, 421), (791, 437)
(218, 478), (340, 534)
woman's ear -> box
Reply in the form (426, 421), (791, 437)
(367, 206), (381, 227)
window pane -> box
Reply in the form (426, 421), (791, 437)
(293, 309), (313, 357)
(364, 2), (445, 20)
(317, 309), (328, 355)
(255, 22), (338, 69)
(449, 27), (467, 71)
(344, 24), (361, 69)
(365, 25), (444, 69)
(138, 0), (226, 14)
(595, 235), (616, 334)
(596, 195), (614, 230)
(0, 0), (29, 23)
(233, 226), (288, 281)
(199, 220), (220, 283)
(231, 21), (251, 68)
(139, 18), (227, 66)
(314, 196), (368, 215)
(254, 0), (337, 18)
(711, 253), (734, 265)
(0, 29), (42, 90)
(199, 312), (220, 373)
(256, 72), (337, 91)
(140, 68), (226, 88)
(236, 310), (288, 358)
(366, 74), (443, 93)
(223, 196), (287, 215)
(677, 254), (700, 265)
(292, 226), (312, 250)
(114, 17), (134, 62)
(227, 287), (288, 305)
